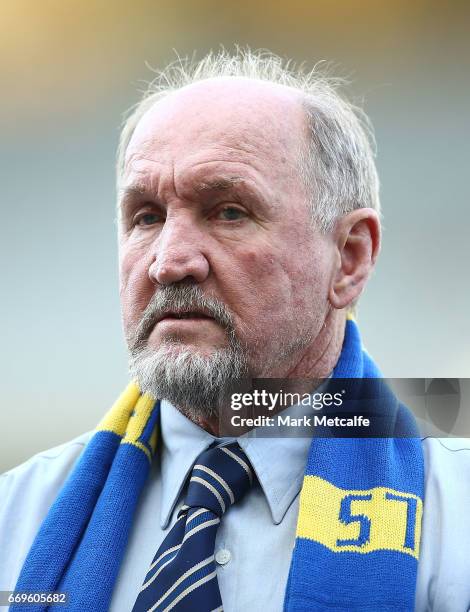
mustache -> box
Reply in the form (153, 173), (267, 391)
(128, 283), (236, 349)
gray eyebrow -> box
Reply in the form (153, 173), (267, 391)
(193, 176), (245, 192)
(118, 184), (148, 200)
(119, 177), (245, 202)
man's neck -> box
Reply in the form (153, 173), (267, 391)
(283, 307), (346, 379)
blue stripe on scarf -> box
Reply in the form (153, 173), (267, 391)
(58, 442), (151, 610)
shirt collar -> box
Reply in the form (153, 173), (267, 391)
(159, 398), (314, 528)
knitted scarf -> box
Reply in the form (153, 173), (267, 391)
(14, 320), (424, 611)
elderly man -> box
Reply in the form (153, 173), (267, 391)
(1, 50), (470, 612)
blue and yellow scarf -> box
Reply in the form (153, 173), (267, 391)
(14, 319), (424, 611)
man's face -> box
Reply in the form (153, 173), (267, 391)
(118, 78), (336, 411)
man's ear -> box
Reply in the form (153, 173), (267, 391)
(329, 208), (381, 310)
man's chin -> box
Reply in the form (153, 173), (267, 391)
(147, 320), (228, 350)
(147, 339), (226, 360)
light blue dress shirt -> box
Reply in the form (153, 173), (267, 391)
(1, 399), (470, 611)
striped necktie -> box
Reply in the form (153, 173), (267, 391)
(132, 442), (254, 612)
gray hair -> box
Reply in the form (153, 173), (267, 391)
(116, 48), (380, 232)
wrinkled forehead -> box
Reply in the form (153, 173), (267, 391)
(123, 77), (309, 177)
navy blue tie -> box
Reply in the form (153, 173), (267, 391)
(132, 443), (253, 612)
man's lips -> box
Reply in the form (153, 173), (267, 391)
(151, 312), (218, 337)
(156, 311), (216, 324)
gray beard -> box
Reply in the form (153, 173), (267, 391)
(127, 283), (249, 421)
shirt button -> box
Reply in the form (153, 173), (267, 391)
(215, 548), (231, 565)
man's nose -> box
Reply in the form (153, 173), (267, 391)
(148, 218), (210, 286)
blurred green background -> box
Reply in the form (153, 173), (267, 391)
(1, 0), (469, 472)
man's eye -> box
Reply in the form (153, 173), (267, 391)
(135, 213), (160, 226)
(216, 207), (247, 221)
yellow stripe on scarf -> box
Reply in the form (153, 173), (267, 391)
(296, 475), (422, 559)
(97, 381), (158, 461)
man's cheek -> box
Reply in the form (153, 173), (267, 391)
(119, 240), (144, 280)
(119, 241), (153, 292)
(232, 255), (289, 319)
(120, 265), (155, 333)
